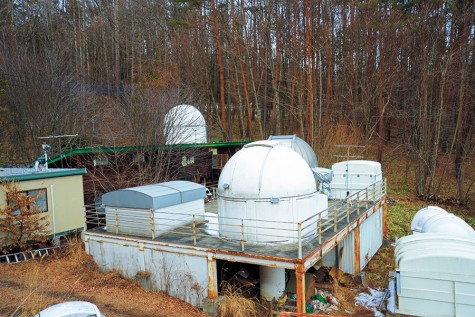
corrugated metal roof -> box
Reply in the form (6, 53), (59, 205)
(0, 168), (87, 182)
(102, 180), (206, 209)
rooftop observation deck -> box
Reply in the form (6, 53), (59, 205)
(85, 180), (386, 268)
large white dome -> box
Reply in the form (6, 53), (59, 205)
(218, 141), (316, 199)
(217, 140), (328, 243)
(163, 104), (207, 144)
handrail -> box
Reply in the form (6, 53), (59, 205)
(85, 179), (386, 259)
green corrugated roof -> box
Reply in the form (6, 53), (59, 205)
(48, 141), (252, 165)
(0, 168), (87, 182)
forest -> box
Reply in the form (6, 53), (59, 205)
(0, 0), (473, 203)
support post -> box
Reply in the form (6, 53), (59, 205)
(207, 253), (218, 299)
(354, 225), (361, 273)
(295, 264), (306, 314)
(383, 197), (388, 238)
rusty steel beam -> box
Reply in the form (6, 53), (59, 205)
(209, 248), (299, 266)
(382, 197), (388, 238)
(354, 225), (361, 273)
(207, 254), (218, 299)
(295, 263), (306, 314)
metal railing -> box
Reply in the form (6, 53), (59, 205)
(85, 179), (386, 260)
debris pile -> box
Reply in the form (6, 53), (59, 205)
(274, 267), (392, 316)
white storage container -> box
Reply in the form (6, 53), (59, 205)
(330, 160), (382, 199)
(103, 181), (206, 238)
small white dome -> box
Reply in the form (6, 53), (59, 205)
(164, 104), (207, 144)
(217, 140), (316, 199)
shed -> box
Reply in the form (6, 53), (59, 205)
(103, 181), (206, 238)
(0, 168), (87, 244)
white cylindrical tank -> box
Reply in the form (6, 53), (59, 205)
(163, 104), (207, 144)
(217, 141), (328, 243)
(411, 206), (448, 234)
(260, 266), (286, 301)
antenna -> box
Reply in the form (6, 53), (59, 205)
(36, 134), (79, 168)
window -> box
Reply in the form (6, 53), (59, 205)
(8, 188), (48, 216)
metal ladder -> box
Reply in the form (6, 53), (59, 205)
(0, 247), (59, 264)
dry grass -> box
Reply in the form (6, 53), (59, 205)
(217, 283), (261, 317)
(0, 241), (206, 317)
(331, 280), (373, 317)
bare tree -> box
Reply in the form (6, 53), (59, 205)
(0, 181), (50, 253)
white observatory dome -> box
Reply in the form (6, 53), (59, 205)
(163, 104), (207, 145)
(268, 135), (318, 168)
(217, 140), (328, 243)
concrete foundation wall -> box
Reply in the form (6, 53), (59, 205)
(86, 236), (209, 307)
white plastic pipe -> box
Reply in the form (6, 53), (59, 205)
(50, 184), (56, 239)
(260, 266), (286, 301)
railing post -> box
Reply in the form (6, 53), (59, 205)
(150, 208), (155, 239)
(334, 208), (338, 232)
(318, 214), (322, 244)
(298, 223), (302, 259)
(365, 188), (369, 209)
(115, 208), (119, 234)
(346, 201), (350, 223)
(373, 183), (376, 203)
(357, 192), (360, 215)
(192, 215), (197, 246)
(241, 219), (245, 251)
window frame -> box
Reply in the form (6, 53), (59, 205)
(8, 188), (48, 216)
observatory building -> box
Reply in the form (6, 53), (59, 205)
(217, 141), (328, 243)
(84, 138), (387, 314)
(163, 104), (207, 145)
